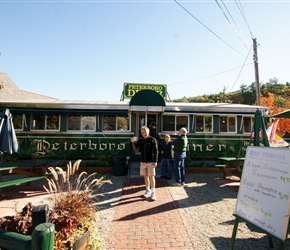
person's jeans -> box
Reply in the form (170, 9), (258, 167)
(174, 152), (186, 183)
(160, 158), (173, 178)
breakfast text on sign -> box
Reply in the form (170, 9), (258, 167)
(234, 146), (290, 242)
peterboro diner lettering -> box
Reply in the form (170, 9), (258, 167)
(123, 83), (167, 98)
(27, 137), (247, 157)
(32, 139), (126, 157)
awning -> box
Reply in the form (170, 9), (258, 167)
(129, 90), (166, 112)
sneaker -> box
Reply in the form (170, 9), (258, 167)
(165, 177), (172, 180)
(172, 182), (181, 186)
(160, 176), (167, 178)
(142, 190), (151, 198)
(151, 192), (156, 201)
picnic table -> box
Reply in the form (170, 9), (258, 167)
(0, 159), (54, 189)
(215, 157), (245, 179)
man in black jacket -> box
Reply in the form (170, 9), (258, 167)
(131, 126), (159, 201)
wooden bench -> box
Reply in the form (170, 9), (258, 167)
(0, 160), (51, 174)
(0, 173), (54, 189)
(214, 164), (226, 168)
(0, 160), (55, 189)
(216, 157), (245, 179)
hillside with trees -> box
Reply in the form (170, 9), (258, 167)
(173, 78), (290, 137)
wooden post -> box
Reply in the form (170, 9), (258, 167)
(253, 38), (261, 106)
(31, 223), (55, 250)
(32, 204), (49, 230)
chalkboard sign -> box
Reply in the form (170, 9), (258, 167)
(235, 146), (290, 240)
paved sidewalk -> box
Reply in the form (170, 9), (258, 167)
(108, 177), (198, 250)
(0, 164), (199, 250)
(0, 179), (50, 216)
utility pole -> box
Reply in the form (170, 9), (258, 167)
(253, 38), (261, 106)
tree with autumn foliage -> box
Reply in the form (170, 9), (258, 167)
(261, 92), (290, 137)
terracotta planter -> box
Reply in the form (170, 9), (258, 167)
(73, 230), (89, 250)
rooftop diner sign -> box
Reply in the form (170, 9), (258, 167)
(123, 83), (167, 99)
(234, 146), (290, 241)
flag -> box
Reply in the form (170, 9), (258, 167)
(266, 119), (289, 147)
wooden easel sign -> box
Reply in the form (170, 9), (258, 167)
(230, 146), (290, 249)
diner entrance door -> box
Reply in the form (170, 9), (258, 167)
(135, 113), (158, 139)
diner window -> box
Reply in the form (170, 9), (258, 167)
(82, 116), (95, 130)
(220, 116), (236, 133)
(68, 115), (95, 131)
(103, 115), (130, 131)
(243, 117), (253, 133)
(31, 114), (45, 130)
(46, 115), (60, 130)
(196, 116), (213, 132)
(13, 114), (24, 130)
(162, 115), (189, 132)
(31, 114), (60, 131)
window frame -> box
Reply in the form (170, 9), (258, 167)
(219, 116), (237, 133)
(31, 114), (60, 131)
(12, 114), (24, 131)
(195, 115), (213, 133)
(243, 116), (254, 134)
(102, 115), (130, 132)
(67, 115), (96, 131)
(162, 114), (189, 132)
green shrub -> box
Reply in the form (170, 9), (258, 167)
(98, 154), (113, 167)
(185, 155), (192, 167)
(198, 160), (209, 168)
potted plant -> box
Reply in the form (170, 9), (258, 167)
(0, 159), (112, 249)
(45, 159), (112, 249)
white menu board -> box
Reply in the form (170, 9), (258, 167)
(235, 146), (290, 240)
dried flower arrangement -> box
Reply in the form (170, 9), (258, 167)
(44, 159), (112, 249)
(0, 159), (112, 250)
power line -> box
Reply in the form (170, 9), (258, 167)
(229, 45), (253, 92)
(168, 62), (253, 87)
(174, 0), (246, 57)
(215, 0), (251, 50)
(235, 0), (255, 38)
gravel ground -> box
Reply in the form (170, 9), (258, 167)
(1, 173), (288, 249)
(95, 173), (290, 250)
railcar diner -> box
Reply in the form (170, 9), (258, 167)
(0, 82), (268, 165)
(0, 99), (267, 162)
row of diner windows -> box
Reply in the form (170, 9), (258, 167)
(12, 114), (253, 133)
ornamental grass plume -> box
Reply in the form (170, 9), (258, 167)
(44, 159), (112, 249)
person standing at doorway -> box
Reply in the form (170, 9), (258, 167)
(159, 134), (174, 180)
(169, 127), (188, 186)
(148, 121), (161, 144)
(130, 126), (159, 201)
(148, 121), (162, 161)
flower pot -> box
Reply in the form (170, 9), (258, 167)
(73, 230), (89, 250)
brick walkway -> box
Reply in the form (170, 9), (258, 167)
(108, 177), (198, 250)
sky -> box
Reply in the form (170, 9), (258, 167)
(1, 0), (289, 102)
